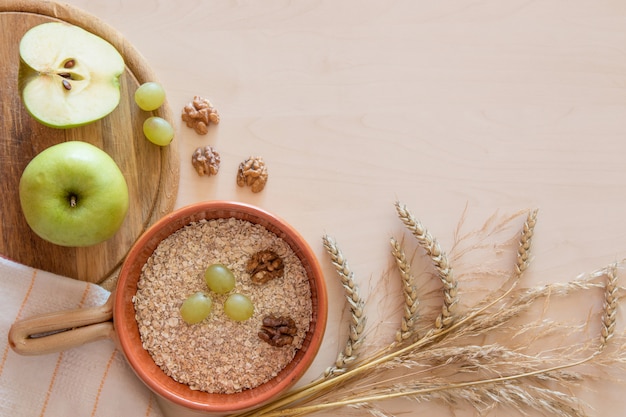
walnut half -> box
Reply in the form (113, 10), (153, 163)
(181, 96), (220, 135)
(191, 146), (221, 176)
(236, 156), (268, 193)
(246, 249), (284, 284)
(258, 315), (297, 347)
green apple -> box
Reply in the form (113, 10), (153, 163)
(18, 22), (125, 128)
(19, 141), (129, 247)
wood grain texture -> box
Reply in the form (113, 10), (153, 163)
(0, 0), (180, 284)
(5, 0), (626, 415)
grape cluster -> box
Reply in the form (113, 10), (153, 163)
(180, 263), (254, 324)
(134, 82), (174, 146)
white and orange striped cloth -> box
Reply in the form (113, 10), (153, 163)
(0, 255), (164, 417)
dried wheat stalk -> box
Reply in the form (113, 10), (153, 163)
(389, 236), (419, 343)
(394, 201), (458, 333)
(322, 235), (367, 377)
(515, 209), (537, 277)
(598, 263), (618, 353)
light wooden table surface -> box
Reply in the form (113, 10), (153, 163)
(62, 1), (626, 415)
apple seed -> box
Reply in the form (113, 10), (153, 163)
(62, 79), (72, 90)
(63, 59), (76, 69)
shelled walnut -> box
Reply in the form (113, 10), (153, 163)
(191, 146), (221, 176)
(246, 249), (284, 284)
(181, 96), (220, 135)
(258, 315), (297, 347)
(236, 156), (268, 193)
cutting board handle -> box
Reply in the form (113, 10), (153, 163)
(8, 297), (114, 355)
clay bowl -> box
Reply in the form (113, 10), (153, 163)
(10, 201), (328, 415)
(116, 201), (328, 413)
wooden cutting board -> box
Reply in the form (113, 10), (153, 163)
(0, 1), (180, 286)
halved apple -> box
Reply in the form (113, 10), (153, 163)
(18, 22), (125, 128)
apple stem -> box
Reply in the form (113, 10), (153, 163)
(70, 195), (77, 207)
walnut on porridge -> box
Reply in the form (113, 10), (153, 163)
(258, 315), (297, 347)
(247, 249), (284, 284)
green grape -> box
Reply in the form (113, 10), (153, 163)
(180, 291), (213, 324)
(134, 82), (166, 111)
(143, 116), (174, 146)
(204, 264), (236, 294)
(224, 293), (254, 321)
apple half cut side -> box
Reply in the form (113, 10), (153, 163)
(18, 22), (125, 128)
(19, 141), (130, 247)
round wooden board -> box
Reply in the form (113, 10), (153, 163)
(0, 1), (180, 286)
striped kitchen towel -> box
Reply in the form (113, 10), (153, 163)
(0, 255), (163, 417)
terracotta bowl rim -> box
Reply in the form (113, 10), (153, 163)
(113, 200), (328, 413)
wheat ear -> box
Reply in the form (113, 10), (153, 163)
(322, 235), (367, 377)
(515, 209), (538, 277)
(395, 201), (458, 333)
(390, 237), (419, 343)
(598, 263), (618, 352)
